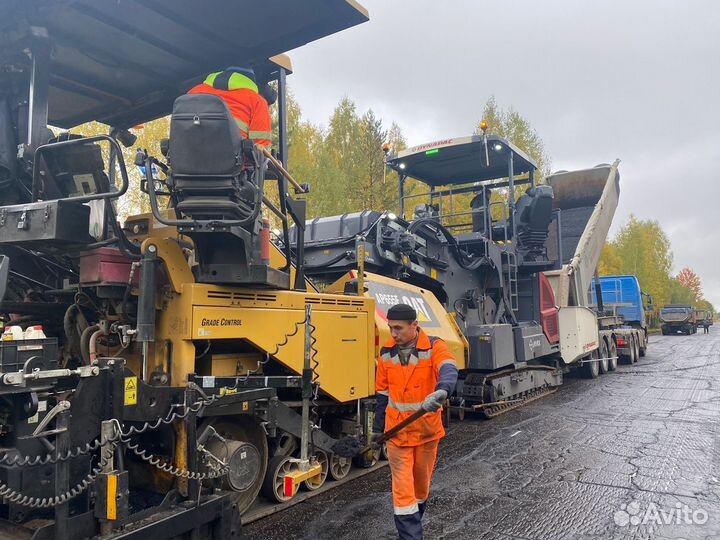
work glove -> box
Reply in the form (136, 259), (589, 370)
(370, 432), (384, 451)
(422, 389), (448, 412)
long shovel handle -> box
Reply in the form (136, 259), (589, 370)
(377, 408), (428, 445)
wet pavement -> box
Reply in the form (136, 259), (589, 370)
(245, 331), (720, 540)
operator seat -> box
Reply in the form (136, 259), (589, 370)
(514, 185), (554, 252)
(167, 94), (259, 222)
(470, 192), (487, 234)
(413, 203), (439, 222)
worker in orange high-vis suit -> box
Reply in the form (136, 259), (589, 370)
(187, 66), (273, 148)
(373, 303), (458, 540)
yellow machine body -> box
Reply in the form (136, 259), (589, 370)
(326, 271), (468, 368)
(141, 238), (375, 403)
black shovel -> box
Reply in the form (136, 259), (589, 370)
(331, 408), (428, 458)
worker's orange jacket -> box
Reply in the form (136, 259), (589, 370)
(376, 329), (456, 447)
(187, 84), (272, 148)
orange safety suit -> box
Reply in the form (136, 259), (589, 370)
(188, 70), (272, 148)
(375, 328), (458, 540)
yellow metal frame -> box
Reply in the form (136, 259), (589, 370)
(282, 462), (322, 498)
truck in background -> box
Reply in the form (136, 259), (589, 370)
(591, 275), (650, 359)
(694, 309), (712, 329)
(660, 304), (697, 334)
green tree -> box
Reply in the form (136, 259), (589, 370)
(474, 96), (551, 178)
(615, 217), (674, 312)
(72, 117), (171, 218)
(669, 278), (695, 304)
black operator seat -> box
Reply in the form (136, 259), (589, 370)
(167, 94), (257, 221)
(515, 185), (554, 250)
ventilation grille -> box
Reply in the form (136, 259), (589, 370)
(306, 296), (365, 307)
(207, 291), (278, 302)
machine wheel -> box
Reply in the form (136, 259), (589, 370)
(607, 339), (618, 371)
(328, 453), (352, 481)
(581, 349), (600, 379)
(380, 442), (389, 461)
(261, 455), (295, 503)
(303, 450), (329, 491)
(207, 417), (268, 515)
(639, 332), (647, 357)
(598, 340), (609, 374)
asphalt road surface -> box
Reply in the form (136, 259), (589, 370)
(246, 331), (720, 540)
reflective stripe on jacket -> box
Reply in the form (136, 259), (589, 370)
(375, 328), (457, 447)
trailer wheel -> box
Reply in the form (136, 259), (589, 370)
(598, 340), (609, 374)
(607, 339), (618, 371)
(581, 349), (600, 379)
(623, 336), (636, 365)
(632, 335), (640, 363)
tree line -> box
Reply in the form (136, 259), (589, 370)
(599, 218), (714, 315)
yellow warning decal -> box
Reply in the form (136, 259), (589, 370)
(124, 376), (137, 406)
(107, 473), (117, 520)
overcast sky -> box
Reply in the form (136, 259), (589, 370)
(286, 0), (720, 307)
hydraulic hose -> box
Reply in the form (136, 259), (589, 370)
(80, 324), (100, 366)
(407, 218), (487, 271)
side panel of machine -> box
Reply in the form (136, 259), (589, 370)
(545, 162), (620, 307)
(557, 306), (600, 364)
(183, 290), (375, 402)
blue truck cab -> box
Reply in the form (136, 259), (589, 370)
(591, 275), (647, 328)
(591, 275), (650, 359)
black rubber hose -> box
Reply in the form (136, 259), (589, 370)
(304, 251), (353, 269)
(63, 304), (89, 362)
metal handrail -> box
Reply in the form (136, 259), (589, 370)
(31, 135), (130, 203)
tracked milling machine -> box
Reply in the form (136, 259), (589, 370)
(0, 1), (383, 539)
(301, 136), (624, 416)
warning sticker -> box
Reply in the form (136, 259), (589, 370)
(124, 376), (138, 406)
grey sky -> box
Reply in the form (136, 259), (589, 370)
(286, 0), (720, 307)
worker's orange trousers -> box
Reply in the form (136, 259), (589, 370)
(386, 439), (439, 540)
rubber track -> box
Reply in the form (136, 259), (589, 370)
(479, 386), (558, 419)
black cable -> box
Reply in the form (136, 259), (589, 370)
(304, 251), (352, 269)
